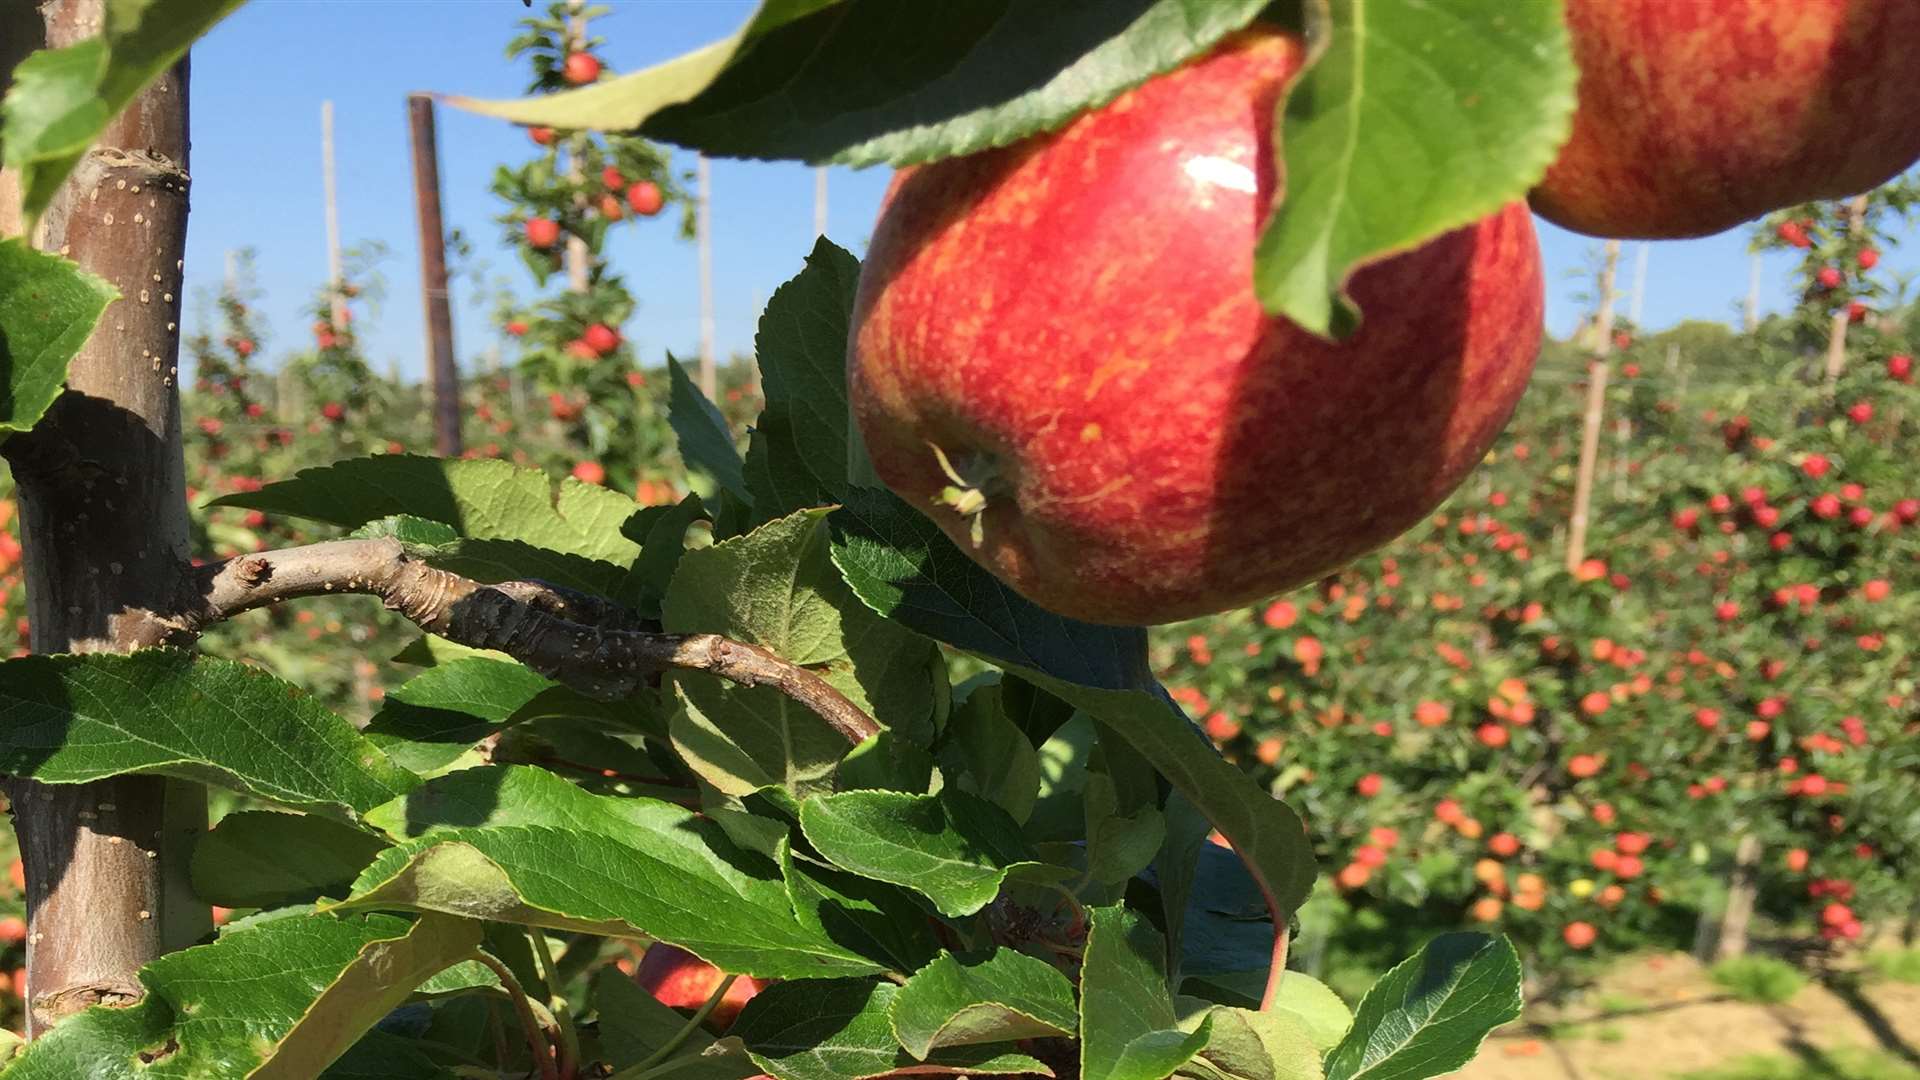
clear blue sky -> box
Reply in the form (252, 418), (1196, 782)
(181, 2), (1920, 381)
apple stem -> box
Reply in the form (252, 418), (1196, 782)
(610, 973), (740, 1080)
(472, 950), (561, 1080)
(528, 930), (582, 1079)
(1260, 926), (1291, 1012)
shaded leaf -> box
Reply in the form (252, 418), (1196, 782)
(1081, 906), (1210, 1080)
(190, 810), (390, 909)
(733, 979), (1046, 1080)
(890, 949), (1077, 1059)
(668, 354), (749, 502)
(800, 789), (1047, 918)
(741, 238), (861, 521)
(363, 657), (558, 774)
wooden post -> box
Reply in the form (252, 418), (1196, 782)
(1628, 241), (1648, 327)
(1565, 239), (1620, 574)
(1744, 253), (1761, 333)
(697, 154), (716, 397)
(322, 100), (348, 330)
(1, 0), (208, 1034)
(813, 166), (828, 238)
(1823, 194), (1870, 389)
(563, 0), (590, 296)
(1708, 833), (1764, 961)
(407, 94), (462, 458)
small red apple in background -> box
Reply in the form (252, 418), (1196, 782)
(0, 916), (24, 944)
(1355, 773), (1383, 798)
(505, 320), (529, 337)
(1816, 266), (1844, 290)
(635, 944), (764, 1031)
(529, 126), (555, 146)
(1531, 0), (1920, 238)
(525, 217), (561, 249)
(320, 402), (345, 423)
(571, 461), (607, 486)
(1858, 248), (1880, 270)
(1888, 354), (1914, 382)
(581, 322), (622, 355)
(627, 180), (664, 216)
(566, 339), (601, 361)
(599, 194), (625, 220)
(563, 52), (602, 85)
(601, 165), (626, 190)
(1563, 921), (1597, 950)
(846, 28), (1542, 623)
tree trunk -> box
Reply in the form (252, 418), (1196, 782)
(1700, 833), (1763, 962)
(0, 0), (207, 1034)
(1822, 194), (1869, 390)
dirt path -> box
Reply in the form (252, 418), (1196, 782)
(1456, 952), (1920, 1080)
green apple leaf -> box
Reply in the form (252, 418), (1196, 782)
(448, 0), (1274, 167)
(828, 486), (1153, 691)
(0, 239), (116, 432)
(211, 454), (640, 566)
(1268, 973), (1354, 1054)
(363, 656), (559, 774)
(1155, 791), (1212, 988)
(668, 353), (749, 503)
(783, 839), (940, 976)
(190, 810), (391, 909)
(890, 949), (1078, 1059)
(1182, 1005), (1324, 1080)
(1321, 933), (1523, 1080)
(664, 509), (938, 798)
(1255, 0), (1575, 336)
(1081, 905), (1211, 1080)
(0, 651), (416, 820)
(622, 494), (711, 620)
(732, 979), (1046, 1080)
(938, 681), (1042, 825)
(742, 238), (863, 522)
(340, 765), (881, 981)
(0, 911), (479, 1079)
(799, 788), (1049, 918)
(0, 0), (245, 230)
(1084, 734), (1167, 888)
(320, 1031), (457, 1080)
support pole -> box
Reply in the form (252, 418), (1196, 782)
(407, 93), (463, 458)
(1823, 194), (1870, 389)
(322, 100), (348, 330)
(697, 154), (716, 397)
(1565, 239), (1620, 574)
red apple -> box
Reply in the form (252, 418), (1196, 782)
(847, 28), (1543, 624)
(525, 217), (561, 249)
(529, 126), (555, 146)
(581, 322), (622, 355)
(627, 180), (665, 216)
(563, 52), (602, 85)
(634, 944), (763, 1031)
(571, 460), (607, 486)
(601, 165), (626, 190)
(1532, 0), (1920, 238)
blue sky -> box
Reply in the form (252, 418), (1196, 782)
(181, 2), (1919, 380)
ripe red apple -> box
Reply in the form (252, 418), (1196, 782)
(847, 28), (1543, 624)
(571, 460), (607, 486)
(1563, 921), (1597, 950)
(634, 944), (763, 1031)
(627, 180), (664, 216)
(581, 322), (621, 355)
(529, 126), (555, 147)
(563, 52), (602, 85)
(1817, 266), (1844, 290)
(320, 402), (345, 422)
(505, 320), (529, 337)
(601, 166), (626, 190)
(599, 194), (625, 221)
(1532, 0), (1920, 238)
(525, 217), (561, 249)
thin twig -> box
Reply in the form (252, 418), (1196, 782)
(161, 537), (880, 744)
(609, 973), (738, 1080)
(471, 950), (559, 1080)
(528, 930), (581, 1080)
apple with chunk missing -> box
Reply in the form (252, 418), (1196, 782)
(846, 27), (1543, 625)
(1531, 0), (1920, 238)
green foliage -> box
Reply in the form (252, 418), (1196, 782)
(1256, 0), (1576, 337)
(1322, 934), (1522, 1080)
(0, 239), (115, 432)
(1708, 955), (1806, 1004)
(1865, 948), (1920, 986)
(1679, 1048), (1920, 1080)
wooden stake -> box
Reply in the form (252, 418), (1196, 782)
(407, 93), (463, 457)
(1823, 194), (1870, 390)
(1628, 241), (1648, 326)
(564, 0), (589, 295)
(1565, 239), (1620, 574)
(697, 154), (717, 398)
(322, 100), (348, 330)
(3, 0), (207, 1033)
(1744, 252), (1761, 333)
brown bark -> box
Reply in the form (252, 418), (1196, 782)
(0, 0), (208, 1034)
(168, 538), (880, 744)
(407, 94), (463, 457)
